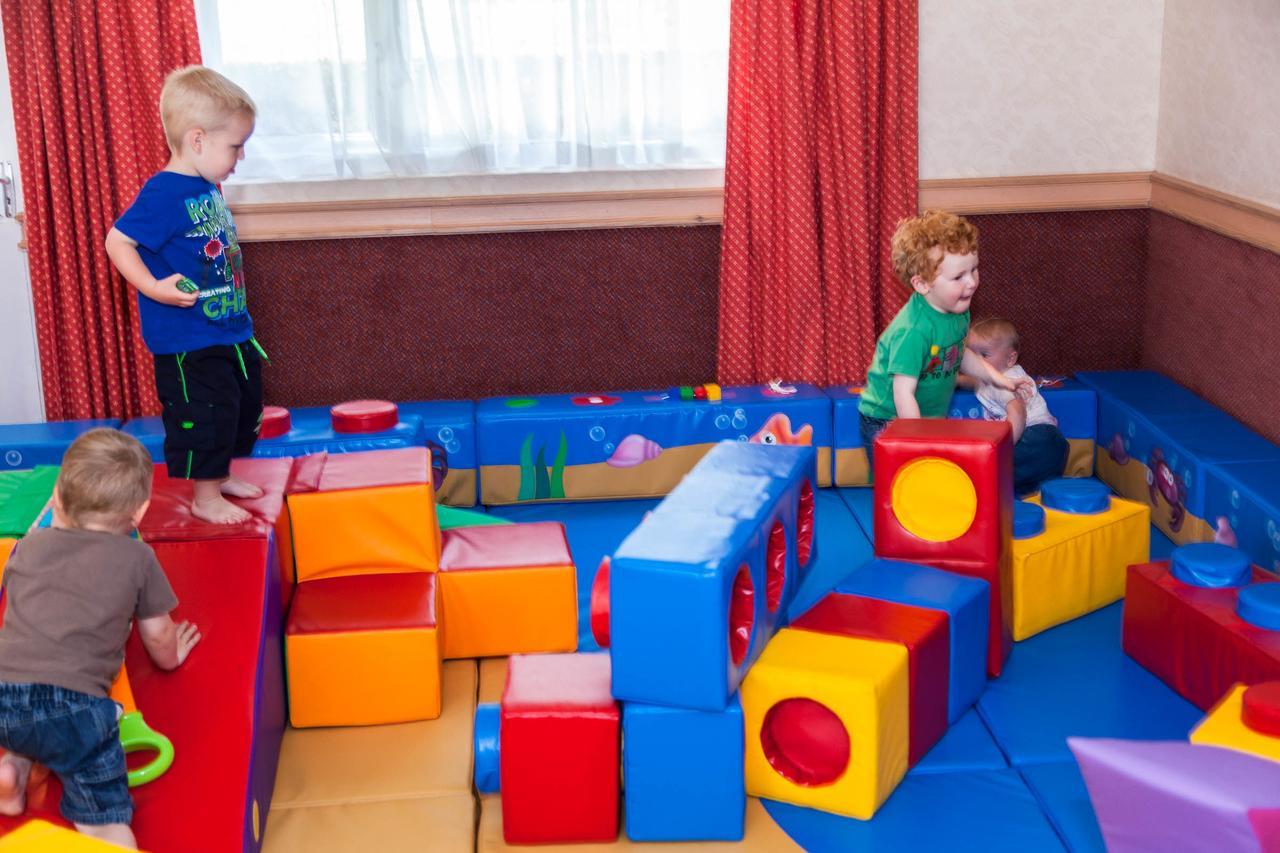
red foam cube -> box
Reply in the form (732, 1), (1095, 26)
(792, 592), (949, 765)
(872, 419), (1013, 676)
(1123, 562), (1280, 710)
(500, 652), (620, 844)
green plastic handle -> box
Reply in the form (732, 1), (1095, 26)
(118, 710), (174, 788)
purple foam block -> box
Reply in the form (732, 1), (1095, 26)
(1069, 738), (1280, 853)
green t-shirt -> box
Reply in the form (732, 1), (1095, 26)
(858, 293), (970, 419)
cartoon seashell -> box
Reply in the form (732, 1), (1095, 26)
(606, 434), (663, 467)
(1214, 516), (1238, 549)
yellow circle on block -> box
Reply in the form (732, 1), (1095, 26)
(891, 457), (977, 542)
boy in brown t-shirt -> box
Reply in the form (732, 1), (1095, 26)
(0, 429), (200, 849)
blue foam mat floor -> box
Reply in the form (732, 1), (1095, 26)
(495, 487), (1197, 851)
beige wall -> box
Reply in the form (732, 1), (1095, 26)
(1157, 0), (1280, 208)
(919, 0), (1165, 179)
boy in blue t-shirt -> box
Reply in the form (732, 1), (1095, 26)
(106, 66), (264, 524)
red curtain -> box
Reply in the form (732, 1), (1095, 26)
(2, 0), (201, 419)
(718, 0), (918, 386)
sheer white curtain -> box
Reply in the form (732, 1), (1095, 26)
(196, 0), (730, 183)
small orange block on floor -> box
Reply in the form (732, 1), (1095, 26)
(286, 571), (442, 727)
(439, 521), (578, 659)
(286, 448), (441, 583)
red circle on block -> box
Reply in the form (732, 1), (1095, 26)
(590, 557), (611, 648)
(796, 480), (815, 567)
(766, 521), (788, 613)
(571, 394), (621, 407)
(729, 563), (755, 666)
(331, 400), (399, 434)
(761, 697), (850, 787)
(260, 406), (291, 439)
(1241, 681), (1280, 737)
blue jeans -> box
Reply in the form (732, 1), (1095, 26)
(858, 413), (893, 478)
(0, 682), (131, 826)
(1014, 423), (1070, 496)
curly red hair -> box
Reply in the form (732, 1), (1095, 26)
(890, 209), (980, 289)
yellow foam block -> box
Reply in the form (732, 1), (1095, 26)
(0, 538), (15, 586)
(477, 795), (803, 852)
(741, 628), (908, 820)
(265, 792), (476, 853)
(1065, 439), (1095, 478)
(1010, 494), (1150, 641)
(1190, 683), (1280, 763)
(288, 483), (440, 583)
(0, 821), (139, 852)
(286, 627), (442, 728)
(440, 566), (577, 659)
(834, 448), (870, 487)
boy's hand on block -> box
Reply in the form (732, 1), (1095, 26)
(175, 620), (202, 666)
(151, 273), (199, 308)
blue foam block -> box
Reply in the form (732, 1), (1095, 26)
(951, 378), (1097, 440)
(1040, 478), (1111, 514)
(1017, 761), (1106, 853)
(0, 419), (122, 469)
(763, 769), (1064, 853)
(610, 442), (815, 710)
(1013, 501), (1046, 539)
(622, 696), (745, 842)
(1205, 459), (1280, 575)
(488, 498), (661, 651)
(836, 558), (989, 724)
(911, 708), (1007, 775)
(786, 489), (873, 621)
(1075, 370), (1219, 420)
(836, 487), (875, 543)
(252, 404), (423, 457)
(976, 602), (1201, 765)
(1170, 542), (1251, 588)
(1237, 583), (1280, 630)
(473, 702), (501, 793)
(121, 417), (165, 461)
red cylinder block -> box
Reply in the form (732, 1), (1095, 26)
(259, 405), (291, 439)
(330, 399), (399, 434)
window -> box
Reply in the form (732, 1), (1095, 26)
(197, 0), (730, 185)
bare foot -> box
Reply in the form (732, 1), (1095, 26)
(0, 754), (31, 816)
(220, 476), (264, 500)
(76, 822), (137, 849)
(192, 494), (252, 525)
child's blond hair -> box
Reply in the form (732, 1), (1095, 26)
(970, 317), (1020, 351)
(159, 65), (256, 153)
(890, 209), (980, 288)
(56, 428), (153, 533)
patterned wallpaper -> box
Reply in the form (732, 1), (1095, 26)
(918, 0), (1164, 179)
(1157, 0), (1280, 208)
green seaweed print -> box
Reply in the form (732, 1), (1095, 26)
(518, 431), (567, 500)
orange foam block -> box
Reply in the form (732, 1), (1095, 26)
(286, 449), (441, 583)
(286, 572), (442, 727)
(438, 522), (578, 659)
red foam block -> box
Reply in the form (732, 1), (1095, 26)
(1242, 682), (1280, 737)
(590, 557), (611, 648)
(872, 419), (1013, 677)
(330, 399), (399, 434)
(259, 406), (291, 440)
(1123, 562), (1280, 711)
(290, 447), (430, 493)
(139, 456), (293, 542)
(500, 652), (619, 844)
(287, 572), (437, 635)
(440, 521), (571, 571)
(791, 591), (949, 766)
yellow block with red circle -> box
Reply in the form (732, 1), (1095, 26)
(285, 572), (442, 728)
(286, 449), (441, 584)
(438, 522), (578, 659)
(1190, 683), (1280, 763)
(1010, 493), (1150, 641)
(741, 627), (909, 820)
(0, 820), (140, 851)
(0, 537), (15, 585)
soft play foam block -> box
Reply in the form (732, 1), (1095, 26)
(1012, 762), (1106, 853)
(836, 558), (989, 724)
(500, 653), (620, 844)
(0, 466), (58, 537)
(1123, 560), (1280, 711)
(979, 602), (1202, 765)
(825, 385), (870, 486)
(911, 709), (1007, 774)
(950, 377), (1098, 477)
(0, 537), (286, 852)
(1010, 486), (1150, 640)
(264, 792), (476, 853)
(1070, 738), (1280, 853)
(0, 820), (137, 851)
(437, 521), (577, 658)
(610, 442), (816, 710)
(285, 571), (442, 727)
(286, 448), (440, 582)
(791, 591), (948, 766)
(478, 796), (803, 852)
(1191, 683), (1280, 763)
(741, 627), (909, 820)
(1206, 458), (1280, 575)
(872, 419), (1014, 676)
(622, 697), (746, 842)
(0, 418), (121, 470)
(476, 383), (832, 504)
(398, 400), (478, 506)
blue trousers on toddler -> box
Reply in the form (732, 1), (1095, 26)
(0, 682), (131, 826)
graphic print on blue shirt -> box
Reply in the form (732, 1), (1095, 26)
(115, 171), (254, 355)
